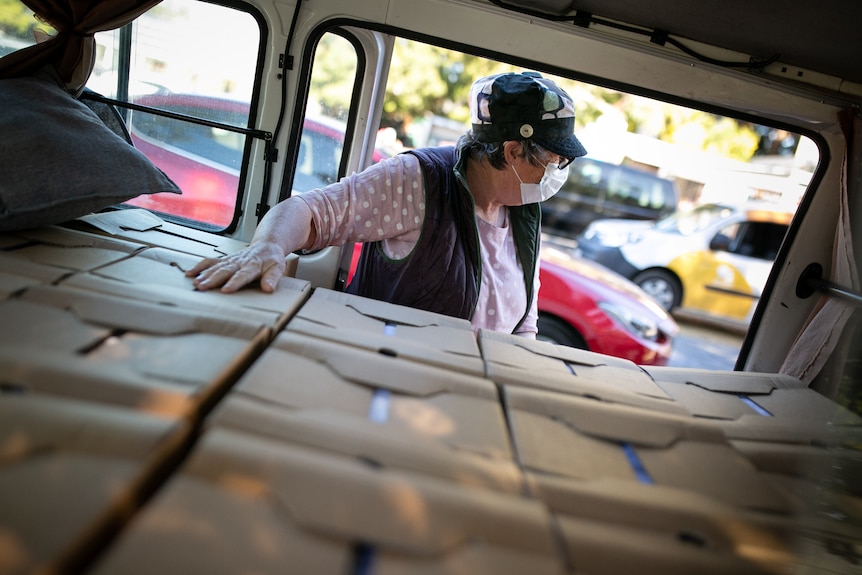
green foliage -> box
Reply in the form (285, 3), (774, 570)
(0, 0), (35, 38)
(309, 32), (768, 162)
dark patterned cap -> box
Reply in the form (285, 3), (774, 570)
(470, 71), (586, 160)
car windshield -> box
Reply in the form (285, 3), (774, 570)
(654, 204), (735, 235)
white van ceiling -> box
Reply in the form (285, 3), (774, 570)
(495, 0), (862, 88)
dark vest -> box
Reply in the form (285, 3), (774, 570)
(346, 146), (541, 332)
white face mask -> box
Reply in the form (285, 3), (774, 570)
(513, 162), (569, 204)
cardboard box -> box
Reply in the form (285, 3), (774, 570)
(480, 329), (687, 414)
(62, 246), (311, 334)
(505, 385), (792, 513)
(286, 288), (484, 376)
(528, 473), (806, 575)
(231, 331), (512, 461)
(0, 393), (191, 575)
(0, 288), (268, 418)
(75, 209), (249, 258)
(90, 428), (566, 575)
(209, 397), (525, 494)
(644, 366), (862, 441)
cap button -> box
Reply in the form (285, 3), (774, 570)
(519, 124), (534, 138)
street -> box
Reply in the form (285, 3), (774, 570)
(667, 320), (745, 370)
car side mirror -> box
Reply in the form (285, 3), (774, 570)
(709, 233), (731, 252)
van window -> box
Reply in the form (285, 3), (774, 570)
(293, 32), (359, 194)
(84, 0), (263, 230)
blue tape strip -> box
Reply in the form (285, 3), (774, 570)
(368, 389), (391, 423)
(738, 395), (772, 416)
(352, 542), (376, 575)
(622, 443), (654, 484)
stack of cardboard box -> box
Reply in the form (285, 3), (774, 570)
(1, 213), (859, 574)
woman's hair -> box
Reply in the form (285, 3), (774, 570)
(457, 132), (550, 170)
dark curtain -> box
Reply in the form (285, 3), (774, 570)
(0, 0), (163, 92)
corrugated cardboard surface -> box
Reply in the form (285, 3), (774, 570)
(90, 428), (565, 575)
(480, 328), (687, 414)
(209, 398), (525, 494)
(64, 246), (311, 334)
(74, 209), (249, 258)
(229, 332), (512, 461)
(286, 288), (484, 376)
(0, 287), (268, 418)
(644, 366), (862, 444)
(1, 223), (859, 574)
(504, 385), (793, 513)
(0, 394), (190, 575)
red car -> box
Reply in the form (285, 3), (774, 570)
(124, 93), (386, 228)
(125, 94), (677, 365)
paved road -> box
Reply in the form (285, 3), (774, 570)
(667, 320), (745, 370)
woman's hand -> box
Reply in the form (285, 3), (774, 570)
(186, 240), (287, 293)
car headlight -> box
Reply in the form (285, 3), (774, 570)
(598, 302), (659, 341)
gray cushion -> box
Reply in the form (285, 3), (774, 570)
(0, 68), (181, 232)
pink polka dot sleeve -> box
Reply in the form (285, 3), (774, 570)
(296, 154), (425, 250)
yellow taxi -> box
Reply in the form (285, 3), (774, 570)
(575, 202), (794, 330)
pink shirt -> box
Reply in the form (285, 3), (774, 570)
(298, 153), (539, 337)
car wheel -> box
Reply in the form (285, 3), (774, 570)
(634, 269), (681, 311)
(537, 315), (588, 349)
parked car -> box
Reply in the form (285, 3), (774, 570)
(536, 242), (678, 365)
(575, 201), (793, 330)
(541, 157), (678, 238)
(347, 240), (678, 365)
(123, 93), (387, 228)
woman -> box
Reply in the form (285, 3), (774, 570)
(189, 71), (586, 337)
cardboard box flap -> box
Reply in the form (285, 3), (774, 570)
(210, 398), (524, 494)
(0, 394), (184, 463)
(0, 299), (110, 353)
(21, 284), (266, 340)
(505, 385), (724, 447)
(78, 209), (164, 234)
(77, 209), (249, 257)
(90, 248), (311, 323)
(0, 270), (41, 298)
(479, 330), (681, 413)
(288, 317), (486, 377)
(528, 474), (783, 544)
(0, 394), (191, 575)
(232, 346), (373, 415)
(507, 387), (792, 513)
(645, 366), (805, 394)
(189, 429), (558, 556)
(304, 288), (474, 330)
(480, 328), (637, 369)
(275, 331), (496, 399)
(0, 345), (192, 417)
(554, 515), (784, 575)
(719, 416), (862, 443)
(92, 429), (563, 575)
(13, 225), (146, 253)
(0, 252), (73, 284)
(232, 344), (512, 460)
(653, 375), (862, 425)
(62, 273), (283, 330)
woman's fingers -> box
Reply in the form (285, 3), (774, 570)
(186, 243), (286, 293)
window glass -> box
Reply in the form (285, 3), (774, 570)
(85, 0), (261, 229)
(293, 33), (358, 194)
(0, 2), (56, 56)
